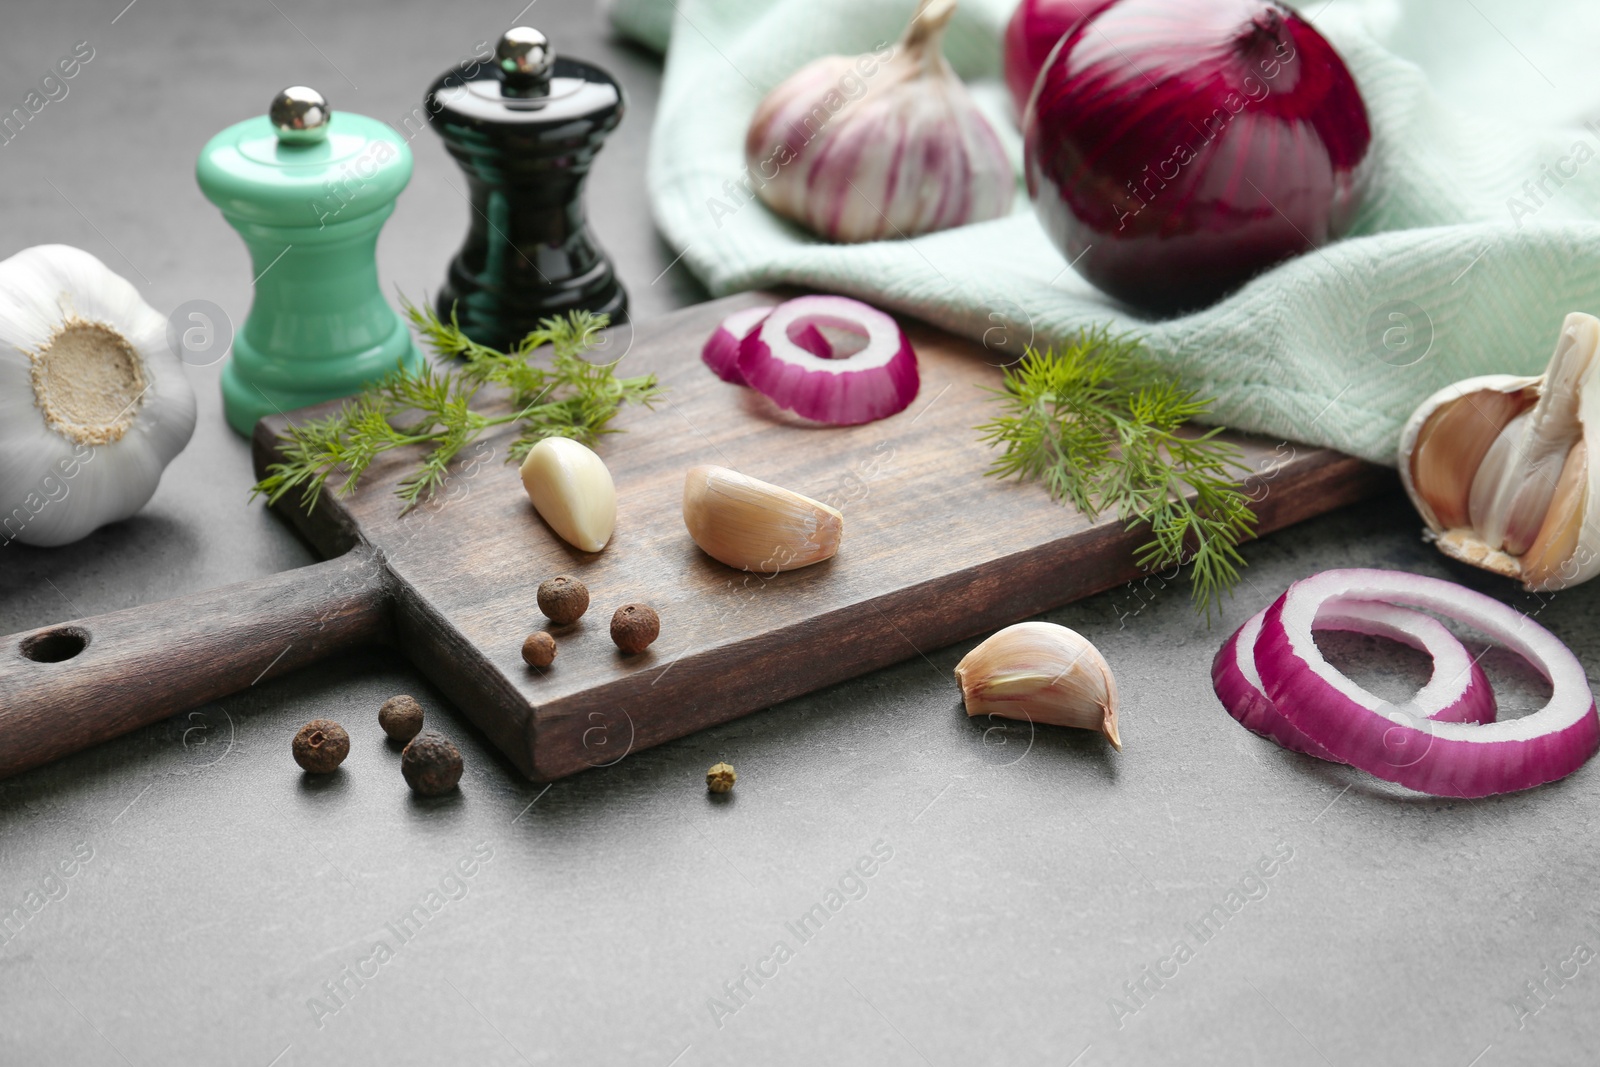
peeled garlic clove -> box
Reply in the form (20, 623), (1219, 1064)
(682, 465), (842, 573)
(744, 0), (1014, 243)
(519, 437), (616, 553)
(1400, 312), (1600, 591)
(954, 622), (1121, 750)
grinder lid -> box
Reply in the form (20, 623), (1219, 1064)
(425, 27), (624, 142)
(196, 86), (413, 227)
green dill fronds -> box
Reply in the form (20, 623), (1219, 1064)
(251, 299), (662, 515)
(977, 329), (1256, 618)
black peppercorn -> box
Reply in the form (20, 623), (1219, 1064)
(402, 731), (463, 796)
(293, 719), (350, 773)
(378, 695), (425, 743)
(610, 603), (660, 654)
(537, 575), (590, 625)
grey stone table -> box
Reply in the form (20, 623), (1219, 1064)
(2, 2), (1596, 1065)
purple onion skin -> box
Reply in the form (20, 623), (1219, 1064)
(1024, 0), (1372, 314)
(1003, 0), (1119, 118)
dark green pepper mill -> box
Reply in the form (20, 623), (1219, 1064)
(426, 27), (628, 351)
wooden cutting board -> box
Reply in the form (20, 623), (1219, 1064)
(0, 293), (1393, 781)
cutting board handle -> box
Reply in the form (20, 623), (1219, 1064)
(0, 547), (392, 780)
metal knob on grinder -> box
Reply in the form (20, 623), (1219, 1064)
(426, 26), (628, 351)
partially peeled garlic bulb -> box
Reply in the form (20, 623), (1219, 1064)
(1400, 312), (1600, 591)
(744, 0), (1014, 243)
(682, 465), (842, 572)
(954, 622), (1121, 749)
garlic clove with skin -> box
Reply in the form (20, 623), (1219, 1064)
(954, 622), (1121, 749)
(1400, 312), (1600, 591)
(744, 0), (1014, 244)
(682, 465), (842, 573)
(0, 244), (196, 548)
(519, 437), (617, 553)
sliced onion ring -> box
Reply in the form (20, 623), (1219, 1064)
(1256, 569), (1599, 797)
(738, 295), (920, 425)
(701, 305), (773, 385)
(1214, 599), (1496, 763)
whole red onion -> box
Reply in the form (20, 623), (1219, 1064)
(1024, 0), (1371, 314)
(1003, 0), (1118, 117)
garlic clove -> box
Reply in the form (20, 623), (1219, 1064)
(1409, 386), (1530, 530)
(1400, 312), (1600, 591)
(682, 465), (842, 573)
(954, 622), (1121, 750)
(1521, 441), (1588, 590)
(519, 437), (617, 553)
(1407, 381), (1536, 532)
(744, 0), (1013, 244)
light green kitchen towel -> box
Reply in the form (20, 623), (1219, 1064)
(606, 0), (1600, 464)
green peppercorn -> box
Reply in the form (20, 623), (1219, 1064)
(402, 731), (463, 796)
(293, 720), (349, 773)
(706, 762), (736, 793)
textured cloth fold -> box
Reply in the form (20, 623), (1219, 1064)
(608, 0), (1600, 463)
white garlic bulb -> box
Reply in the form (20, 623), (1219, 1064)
(954, 622), (1121, 749)
(745, 0), (1014, 243)
(1399, 311), (1600, 591)
(0, 244), (196, 548)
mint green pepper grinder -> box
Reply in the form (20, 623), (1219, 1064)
(197, 86), (421, 436)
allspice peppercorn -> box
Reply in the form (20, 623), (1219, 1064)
(401, 732), (463, 796)
(521, 631), (557, 669)
(378, 695), (425, 743)
(537, 575), (590, 625)
(707, 762), (736, 793)
(292, 720), (350, 773)
(610, 603), (660, 654)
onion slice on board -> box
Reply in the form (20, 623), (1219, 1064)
(1214, 600), (1496, 763)
(1256, 569), (1600, 797)
(701, 305), (773, 385)
(738, 295), (920, 425)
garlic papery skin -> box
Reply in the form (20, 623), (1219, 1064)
(519, 437), (617, 553)
(682, 465), (842, 573)
(954, 622), (1121, 749)
(744, 0), (1014, 243)
(0, 244), (196, 548)
(1399, 312), (1600, 592)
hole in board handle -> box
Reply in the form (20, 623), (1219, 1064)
(20, 627), (90, 663)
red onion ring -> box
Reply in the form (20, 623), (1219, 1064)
(738, 295), (920, 425)
(701, 306), (773, 385)
(1256, 569), (1599, 797)
(1214, 599), (1495, 762)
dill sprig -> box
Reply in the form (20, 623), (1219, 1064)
(977, 329), (1256, 618)
(252, 299), (661, 515)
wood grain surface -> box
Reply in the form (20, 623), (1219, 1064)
(254, 292), (1393, 781)
(0, 292), (1392, 782)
